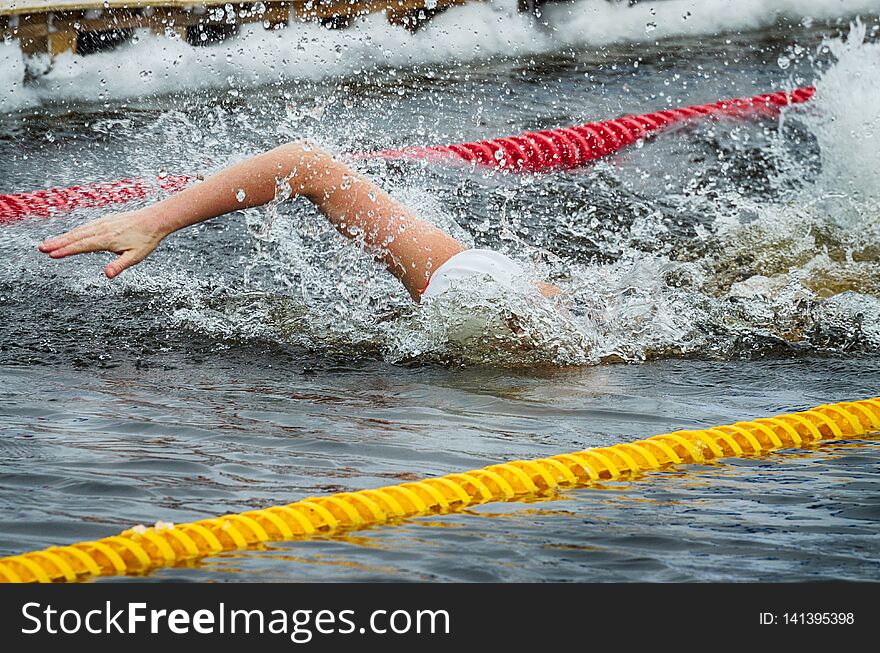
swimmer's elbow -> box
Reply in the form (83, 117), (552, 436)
(278, 141), (335, 166)
(268, 142), (337, 201)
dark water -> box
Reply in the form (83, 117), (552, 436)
(1, 12), (879, 581)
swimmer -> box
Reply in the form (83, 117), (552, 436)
(38, 142), (558, 301)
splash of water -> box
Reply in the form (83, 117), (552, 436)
(2, 0), (878, 113)
(117, 23), (880, 366)
(3, 18), (880, 368)
(800, 20), (880, 205)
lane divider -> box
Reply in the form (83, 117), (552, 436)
(0, 86), (815, 224)
(0, 396), (876, 583)
(371, 86), (815, 170)
(0, 174), (193, 224)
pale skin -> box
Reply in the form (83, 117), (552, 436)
(39, 142), (557, 300)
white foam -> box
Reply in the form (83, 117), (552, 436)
(803, 20), (880, 203)
(2, 0), (877, 113)
(0, 38), (35, 111)
(550, 0), (880, 46)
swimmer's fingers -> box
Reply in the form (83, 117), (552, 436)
(44, 236), (112, 259)
(104, 249), (147, 279)
(38, 227), (103, 253)
(39, 213), (130, 253)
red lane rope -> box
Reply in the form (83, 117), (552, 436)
(0, 174), (193, 223)
(0, 86), (814, 224)
(372, 86), (815, 169)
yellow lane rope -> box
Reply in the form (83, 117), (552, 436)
(1, 397), (878, 583)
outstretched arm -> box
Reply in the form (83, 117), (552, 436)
(39, 143), (466, 300)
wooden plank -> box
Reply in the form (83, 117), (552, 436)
(0, 0), (470, 18)
(15, 11), (49, 54)
(386, 0), (469, 25)
(261, 3), (291, 27)
(5, 4), (296, 41)
(2, 0), (482, 57)
(0, 1), (236, 17)
(291, 0), (469, 21)
(48, 26), (77, 54)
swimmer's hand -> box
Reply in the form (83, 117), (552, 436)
(38, 209), (166, 279)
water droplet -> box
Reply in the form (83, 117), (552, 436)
(777, 55), (791, 70)
(236, 189), (246, 202)
(645, 22), (657, 33)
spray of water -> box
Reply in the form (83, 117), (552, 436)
(1, 15), (879, 367)
(2, 0), (878, 113)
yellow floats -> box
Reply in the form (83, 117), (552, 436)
(1, 397), (878, 583)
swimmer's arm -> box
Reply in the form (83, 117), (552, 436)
(39, 142), (465, 299)
(293, 146), (467, 299)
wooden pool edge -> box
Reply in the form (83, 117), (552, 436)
(0, 0), (494, 61)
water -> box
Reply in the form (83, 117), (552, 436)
(1, 3), (879, 581)
(3, 357), (879, 581)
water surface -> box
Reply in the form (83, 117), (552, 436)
(1, 4), (879, 581)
